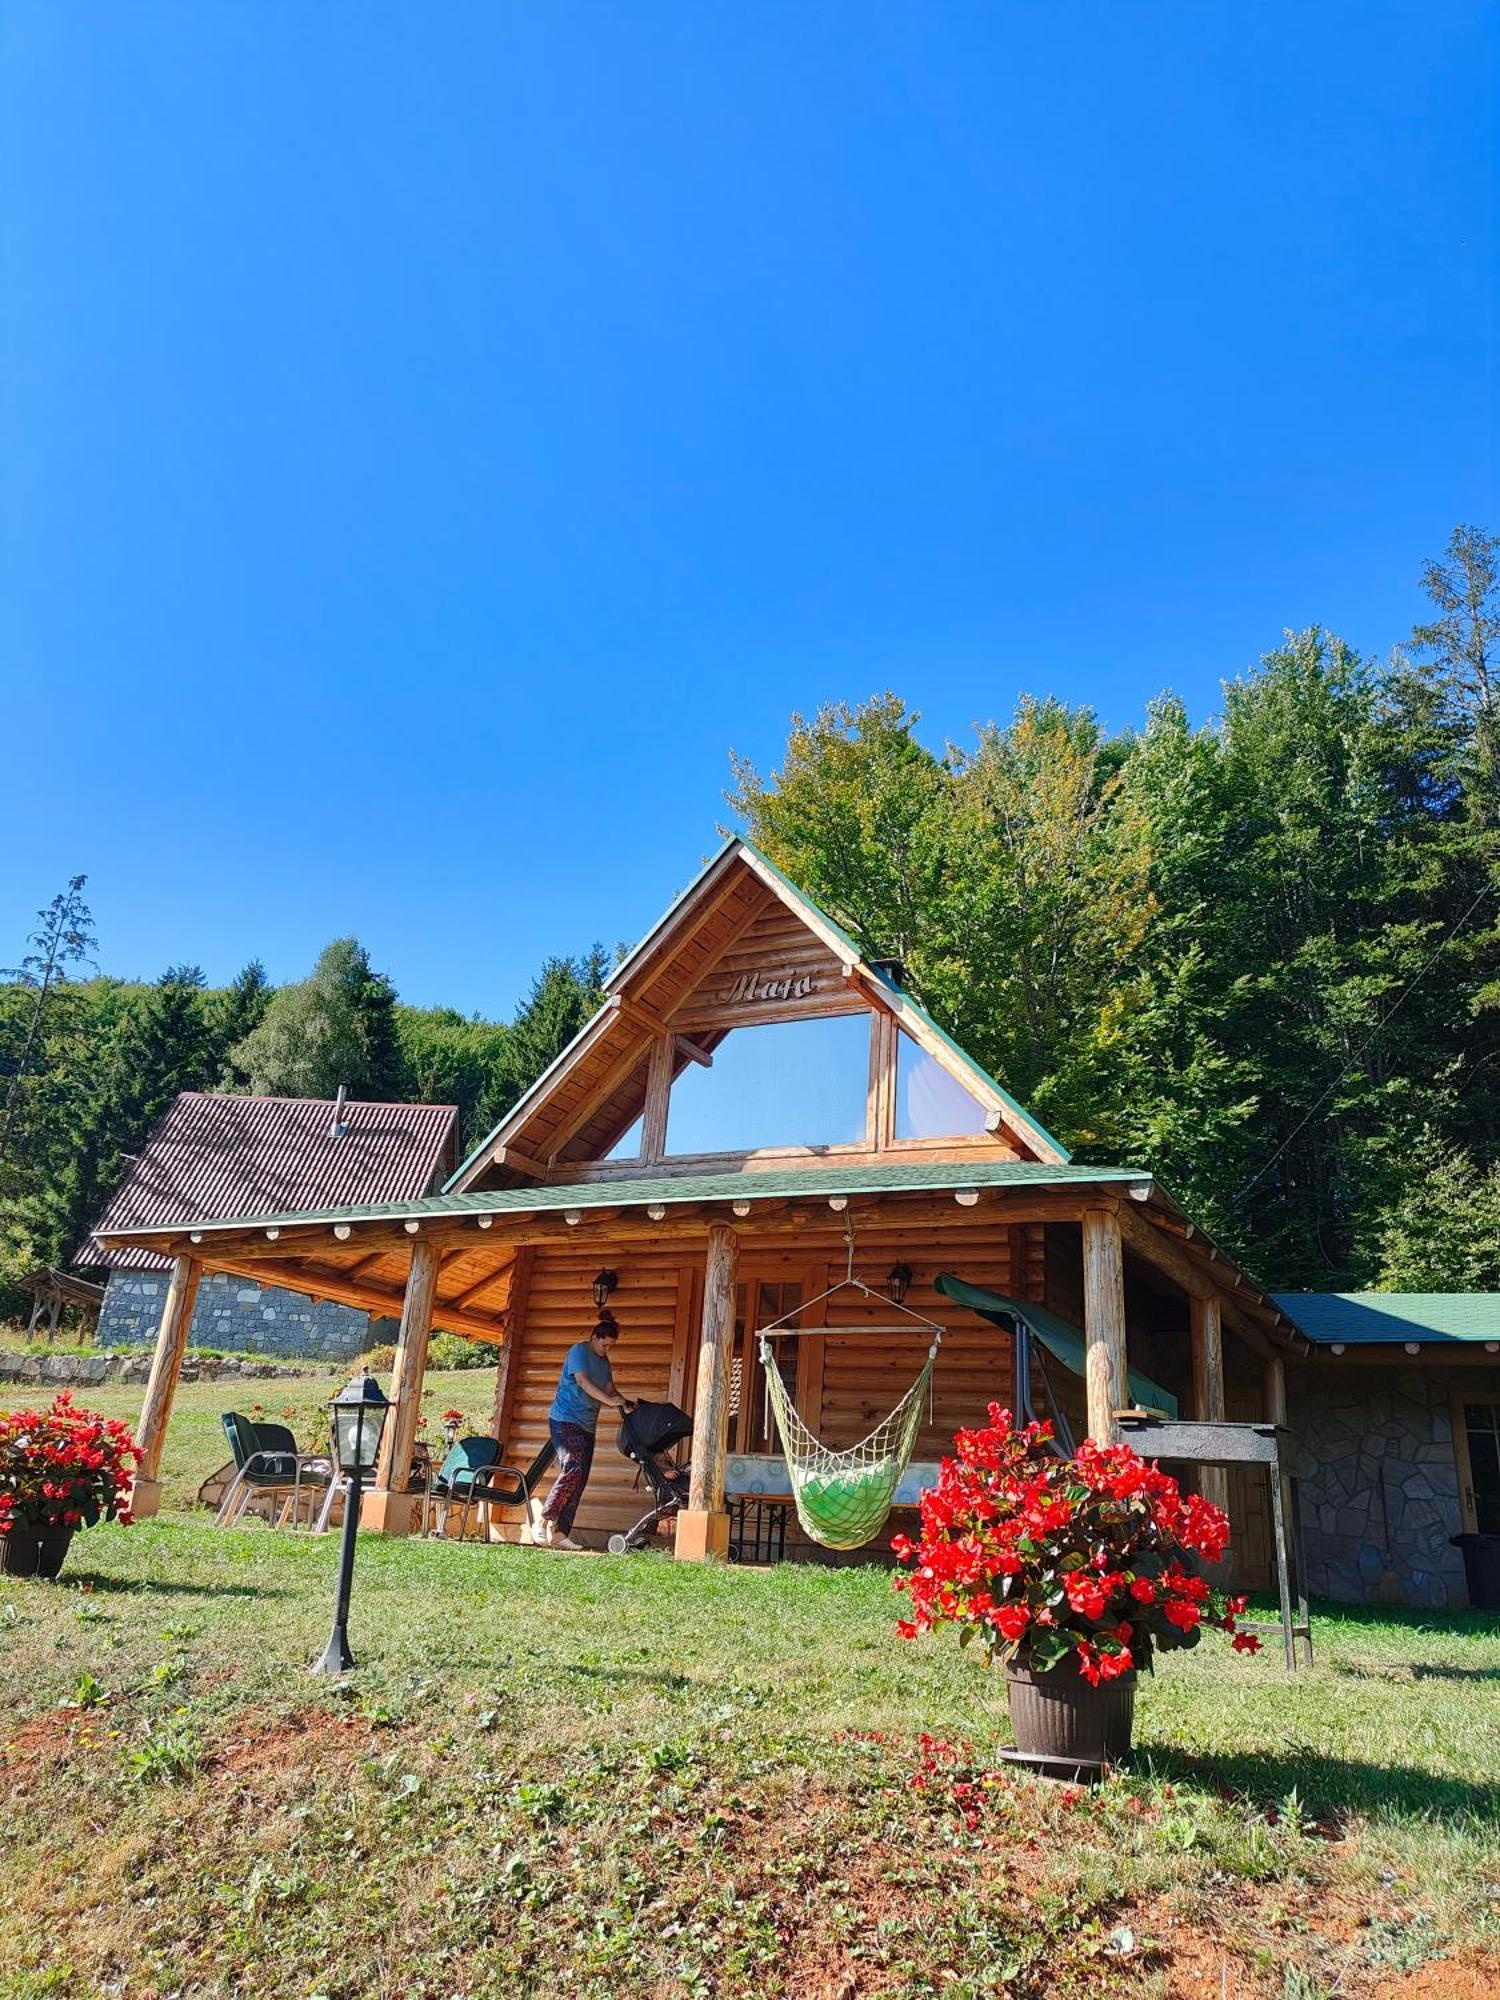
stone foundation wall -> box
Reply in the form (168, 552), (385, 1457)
(1287, 1362), (1482, 1609)
(97, 1270), (394, 1364)
(0, 1350), (301, 1388)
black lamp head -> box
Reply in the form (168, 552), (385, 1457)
(591, 1268), (619, 1309)
(328, 1371), (391, 1473)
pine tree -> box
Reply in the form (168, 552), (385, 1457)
(214, 962), (272, 1084)
(471, 951), (610, 1136)
(48, 966), (216, 1265)
(0, 876), (95, 1167)
(227, 938), (406, 1100)
(1411, 523), (1500, 797)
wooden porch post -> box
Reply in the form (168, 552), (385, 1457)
(131, 1254), (201, 1520)
(1190, 1295), (1230, 1512)
(489, 1248), (536, 1448)
(676, 1222), (738, 1561)
(364, 1239), (440, 1536)
(1263, 1352), (1287, 1428)
(1262, 1350), (1295, 1585)
(1081, 1208), (1127, 1443)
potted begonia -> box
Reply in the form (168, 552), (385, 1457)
(0, 1391), (142, 1579)
(894, 1406), (1261, 1765)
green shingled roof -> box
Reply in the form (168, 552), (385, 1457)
(99, 1159), (1150, 1242)
(1272, 1292), (1500, 1345)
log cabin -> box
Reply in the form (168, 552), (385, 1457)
(101, 837), (1308, 1582)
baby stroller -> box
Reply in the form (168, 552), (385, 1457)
(607, 1400), (693, 1554)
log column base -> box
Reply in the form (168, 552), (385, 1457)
(130, 1477), (163, 1521)
(361, 1488), (417, 1537)
(674, 1508), (731, 1562)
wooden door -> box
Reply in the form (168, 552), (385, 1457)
(1452, 1393), (1500, 1534)
(731, 1272), (811, 1452)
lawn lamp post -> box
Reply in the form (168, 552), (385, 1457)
(313, 1372), (391, 1676)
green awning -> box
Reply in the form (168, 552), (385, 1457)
(935, 1272), (1179, 1419)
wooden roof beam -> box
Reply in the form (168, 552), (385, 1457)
(450, 1256), (517, 1310)
(1112, 1205), (1289, 1357)
(207, 1256), (510, 1343)
(112, 1186), (1112, 1271)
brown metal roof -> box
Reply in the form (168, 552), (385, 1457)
(84, 1092), (459, 1272)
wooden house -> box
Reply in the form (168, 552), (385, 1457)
(101, 839), (1304, 1574)
(83, 1091), (460, 1364)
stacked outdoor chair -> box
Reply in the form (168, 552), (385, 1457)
(215, 1412), (335, 1531)
(422, 1435), (558, 1543)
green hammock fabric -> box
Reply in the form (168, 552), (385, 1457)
(759, 1337), (936, 1550)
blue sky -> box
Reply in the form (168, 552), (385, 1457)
(2, 3), (1495, 1017)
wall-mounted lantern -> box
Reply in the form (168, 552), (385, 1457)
(592, 1269), (619, 1309)
(886, 1263), (914, 1306)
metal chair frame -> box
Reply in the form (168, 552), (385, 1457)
(422, 1437), (558, 1542)
(215, 1414), (334, 1532)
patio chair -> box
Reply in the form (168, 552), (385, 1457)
(422, 1436), (499, 1540)
(422, 1435), (558, 1542)
(215, 1412), (334, 1531)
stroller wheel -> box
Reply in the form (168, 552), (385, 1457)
(607, 1532), (629, 1555)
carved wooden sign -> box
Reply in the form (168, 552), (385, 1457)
(721, 967), (817, 1006)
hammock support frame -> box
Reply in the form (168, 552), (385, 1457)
(752, 1222), (945, 1550)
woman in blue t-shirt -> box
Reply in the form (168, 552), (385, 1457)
(537, 1312), (634, 1550)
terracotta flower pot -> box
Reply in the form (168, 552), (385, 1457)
(1006, 1661), (1136, 1766)
(0, 1527), (76, 1580)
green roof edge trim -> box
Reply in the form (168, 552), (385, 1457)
(101, 1159), (1149, 1243)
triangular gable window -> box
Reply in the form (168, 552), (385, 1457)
(666, 1014), (870, 1155)
(605, 1111), (645, 1162)
(894, 1030), (989, 1139)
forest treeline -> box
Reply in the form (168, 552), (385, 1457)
(1, 525), (1497, 1313)
(0, 929), (609, 1313)
(730, 526), (1500, 1295)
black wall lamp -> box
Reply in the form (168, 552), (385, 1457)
(887, 1263), (914, 1305)
(592, 1269), (619, 1309)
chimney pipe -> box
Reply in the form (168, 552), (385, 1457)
(329, 1085), (349, 1141)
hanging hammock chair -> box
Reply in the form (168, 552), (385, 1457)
(755, 1224), (943, 1550)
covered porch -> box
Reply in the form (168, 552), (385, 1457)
(102, 1161), (1306, 1578)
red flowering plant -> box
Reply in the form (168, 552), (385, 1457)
(0, 1392), (143, 1535)
(894, 1406), (1261, 1685)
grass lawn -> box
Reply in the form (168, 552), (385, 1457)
(1, 1380), (1498, 1998)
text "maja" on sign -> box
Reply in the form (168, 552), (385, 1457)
(723, 968), (817, 1005)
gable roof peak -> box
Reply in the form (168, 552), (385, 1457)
(448, 835), (1070, 1189)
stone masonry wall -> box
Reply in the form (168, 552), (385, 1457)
(1286, 1362), (1484, 1610)
(98, 1270), (394, 1364)
(0, 1350), (301, 1389)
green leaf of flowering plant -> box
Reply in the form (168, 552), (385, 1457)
(1029, 1630), (1070, 1672)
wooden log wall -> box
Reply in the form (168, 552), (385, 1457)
(813, 1230), (1042, 1460)
(477, 1205), (1285, 1563)
(490, 1242), (698, 1539)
